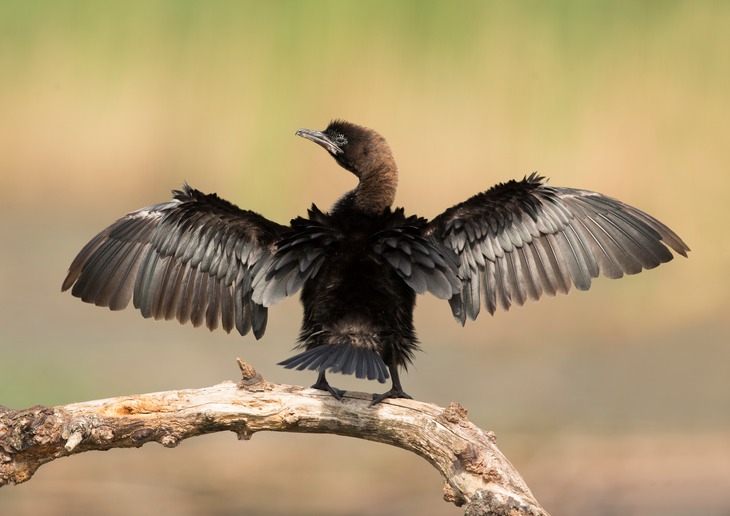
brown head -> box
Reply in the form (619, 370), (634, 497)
(296, 120), (398, 213)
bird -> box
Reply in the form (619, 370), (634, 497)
(62, 120), (689, 405)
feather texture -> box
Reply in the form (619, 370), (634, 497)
(62, 185), (285, 338)
(425, 173), (689, 323)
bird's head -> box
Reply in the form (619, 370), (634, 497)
(296, 120), (398, 213)
(296, 120), (396, 180)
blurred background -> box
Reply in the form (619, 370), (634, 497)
(1, 1), (727, 514)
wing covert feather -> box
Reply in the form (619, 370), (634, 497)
(372, 215), (462, 301)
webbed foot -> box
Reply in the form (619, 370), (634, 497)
(311, 370), (345, 400)
(370, 387), (412, 406)
(370, 365), (412, 406)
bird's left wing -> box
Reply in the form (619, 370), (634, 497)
(424, 173), (689, 324)
(62, 184), (287, 338)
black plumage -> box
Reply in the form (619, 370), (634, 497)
(62, 120), (689, 404)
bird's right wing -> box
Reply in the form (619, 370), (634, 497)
(424, 173), (689, 324)
(62, 184), (287, 338)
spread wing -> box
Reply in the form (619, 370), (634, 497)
(424, 173), (690, 324)
(62, 184), (287, 338)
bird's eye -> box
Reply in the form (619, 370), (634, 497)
(334, 134), (347, 146)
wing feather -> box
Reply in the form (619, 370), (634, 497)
(251, 207), (339, 307)
(372, 216), (461, 301)
(62, 184), (286, 338)
(425, 173), (689, 323)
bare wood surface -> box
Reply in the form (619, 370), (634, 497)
(0, 359), (548, 515)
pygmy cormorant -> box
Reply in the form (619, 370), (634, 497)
(62, 120), (689, 404)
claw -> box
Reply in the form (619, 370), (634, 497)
(370, 388), (412, 406)
(311, 370), (345, 400)
(370, 365), (412, 405)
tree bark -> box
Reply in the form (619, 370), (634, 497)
(0, 359), (548, 515)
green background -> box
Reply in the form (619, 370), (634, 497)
(1, 2), (727, 514)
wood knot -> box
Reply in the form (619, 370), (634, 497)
(235, 424), (253, 441)
(442, 402), (469, 425)
(63, 417), (93, 451)
(442, 482), (467, 507)
(283, 410), (300, 426)
(236, 358), (265, 389)
(456, 444), (501, 482)
(159, 435), (179, 448)
(130, 428), (154, 443)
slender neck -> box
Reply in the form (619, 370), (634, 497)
(353, 161), (398, 213)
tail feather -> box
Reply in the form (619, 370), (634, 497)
(338, 346), (357, 376)
(328, 345), (351, 374)
(289, 345), (330, 371)
(279, 344), (389, 383)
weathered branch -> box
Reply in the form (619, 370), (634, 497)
(0, 359), (548, 515)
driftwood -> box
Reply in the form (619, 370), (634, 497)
(0, 359), (548, 515)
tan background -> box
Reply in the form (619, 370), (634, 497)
(1, 2), (727, 514)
